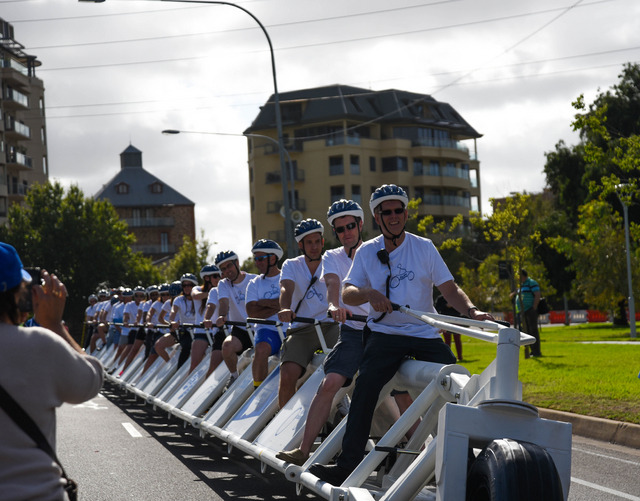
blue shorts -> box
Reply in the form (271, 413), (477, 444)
(254, 327), (283, 356)
(118, 331), (130, 346)
(323, 325), (364, 386)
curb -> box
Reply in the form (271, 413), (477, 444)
(538, 408), (640, 449)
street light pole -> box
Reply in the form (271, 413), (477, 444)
(616, 186), (636, 338)
(80, 0), (296, 257)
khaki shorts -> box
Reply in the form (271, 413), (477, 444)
(281, 322), (339, 370)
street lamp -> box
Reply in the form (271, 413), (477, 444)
(616, 184), (636, 338)
(80, 0), (296, 257)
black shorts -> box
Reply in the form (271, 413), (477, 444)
(135, 326), (146, 341)
(230, 325), (253, 354)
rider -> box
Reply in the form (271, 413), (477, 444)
(277, 219), (339, 409)
(170, 273), (199, 369)
(189, 264), (222, 373)
(245, 239), (284, 389)
(277, 200), (368, 465)
(309, 184), (493, 485)
(214, 250), (257, 389)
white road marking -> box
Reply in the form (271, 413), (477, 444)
(72, 400), (108, 410)
(122, 422), (143, 438)
(573, 446), (640, 467)
(571, 477), (640, 500)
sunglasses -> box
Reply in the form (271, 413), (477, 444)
(254, 255), (271, 262)
(334, 221), (357, 234)
(378, 208), (405, 216)
(182, 283), (193, 288)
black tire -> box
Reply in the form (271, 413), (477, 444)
(466, 438), (564, 501)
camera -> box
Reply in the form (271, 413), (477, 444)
(18, 267), (42, 313)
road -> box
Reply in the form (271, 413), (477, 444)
(57, 387), (640, 500)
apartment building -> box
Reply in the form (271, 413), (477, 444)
(245, 85), (481, 249)
(0, 18), (48, 224)
(95, 145), (195, 263)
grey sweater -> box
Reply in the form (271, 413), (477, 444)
(0, 324), (103, 500)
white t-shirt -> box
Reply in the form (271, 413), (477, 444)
(193, 286), (209, 334)
(344, 233), (453, 339)
(217, 273), (257, 324)
(280, 255), (329, 329)
(109, 301), (122, 324)
(172, 295), (197, 326)
(321, 246), (369, 330)
(159, 299), (173, 333)
(147, 299), (163, 326)
(122, 301), (140, 336)
(246, 272), (281, 323)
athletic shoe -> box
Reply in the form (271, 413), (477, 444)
(224, 373), (237, 392)
(276, 448), (308, 466)
(308, 463), (351, 485)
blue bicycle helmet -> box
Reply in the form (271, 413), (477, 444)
(121, 287), (134, 298)
(214, 250), (239, 267)
(158, 283), (171, 294)
(169, 281), (182, 297)
(251, 239), (284, 259)
(294, 219), (324, 243)
(369, 184), (409, 215)
(327, 199), (364, 226)
(146, 285), (159, 294)
(180, 273), (198, 286)
(200, 264), (222, 278)
(133, 285), (147, 296)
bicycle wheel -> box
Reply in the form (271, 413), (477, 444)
(465, 438), (564, 501)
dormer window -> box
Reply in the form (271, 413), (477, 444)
(150, 182), (163, 194)
(116, 182), (129, 194)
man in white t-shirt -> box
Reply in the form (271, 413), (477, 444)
(214, 250), (257, 389)
(278, 200), (367, 466)
(277, 219), (339, 409)
(245, 239), (284, 389)
(310, 184), (494, 485)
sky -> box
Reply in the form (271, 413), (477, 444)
(3, 0), (639, 264)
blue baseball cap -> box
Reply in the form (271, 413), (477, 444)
(0, 243), (32, 292)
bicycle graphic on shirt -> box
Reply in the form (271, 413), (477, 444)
(306, 286), (324, 302)
(263, 283), (280, 299)
(389, 264), (415, 289)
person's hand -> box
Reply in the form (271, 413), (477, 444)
(215, 315), (226, 328)
(278, 308), (295, 323)
(32, 269), (66, 330)
(328, 304), (350, 324)
(170, 321), (179, 332)
(469, 309), (494, 321)
(367, 289), (393, 314)
(203, 318), (213, 329)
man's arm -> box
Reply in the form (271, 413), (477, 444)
(246, 299), (280, 319)
(277, 279), (296, 323)
(215, 297), (230, 327)
(325, 273), (351, 323)
(438, 280), (493, 321)
(343, 283), (393, 314)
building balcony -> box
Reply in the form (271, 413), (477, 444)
(325, 135), (361, 147)
(131, 244), (176, 254)
(2, 87), (29, 110)
(7, 182), (28, 199)
(265, 168), (305, 184)
(6, 150), (32, 170)
(124, 217), (175, 228)
(3, 115), (30, 140)
(266, 199), (306, 214)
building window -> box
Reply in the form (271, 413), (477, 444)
(330, 185), (345, 202)
(369, 157), (376, 172)
(132, 209), (141, 226)
(413, 158), (424, 176)
(249, 167), (254, 183)
(251, 196), (255, 211)
(150, 182), (163, 194)
(382, 156), (408, 172)
(160, 233), (169, 253)
(443, 162), (457, 177)
(429, 161), (440, 176)
(351, 185), (361, 204)
(43, 156), (48, 176)
(350, 155), (360, 175)
(329, 156), (344, 176)
(116, 182), (129, 194)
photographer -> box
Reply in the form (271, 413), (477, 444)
(0, 242), (103, 500)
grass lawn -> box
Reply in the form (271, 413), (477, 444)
(455, 323), (640, 424)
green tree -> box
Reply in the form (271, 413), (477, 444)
(0, 181), (157, 335)
(161, 232), (211, 282)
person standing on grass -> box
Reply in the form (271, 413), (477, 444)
(511, 268), (541, 358)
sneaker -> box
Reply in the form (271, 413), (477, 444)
(276, 448), (308, 466)
(224, 373), (238, 392)
(308, 463), (351, 485)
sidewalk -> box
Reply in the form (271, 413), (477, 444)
(538, 408), (640, 449)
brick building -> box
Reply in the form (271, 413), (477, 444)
(95, 145), (195, 263)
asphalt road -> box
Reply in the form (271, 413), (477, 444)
(57, 387), (640, 500)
